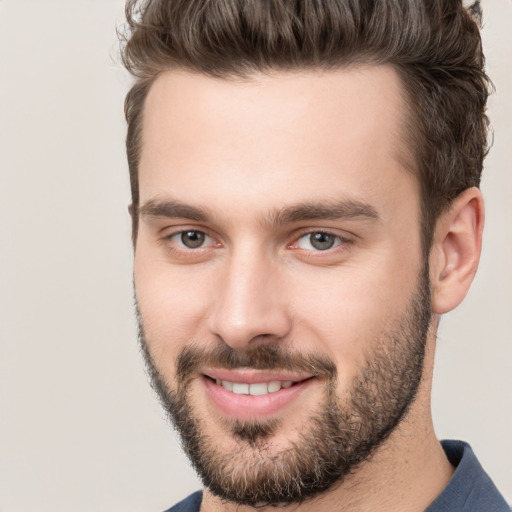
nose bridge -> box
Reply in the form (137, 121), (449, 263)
(209, 244), (291, 349)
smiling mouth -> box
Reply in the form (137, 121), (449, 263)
(203, 375), (306, 395)
(201, 371), (315, 419)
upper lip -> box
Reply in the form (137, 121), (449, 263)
(202, 368), (312, 384)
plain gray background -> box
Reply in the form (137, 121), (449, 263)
(0, 1), (510, 511)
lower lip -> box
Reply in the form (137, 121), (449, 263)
(202, 376), (315, 421)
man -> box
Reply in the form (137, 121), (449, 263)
(121, 0), (509, 510)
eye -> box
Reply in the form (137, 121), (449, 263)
(296, 232), (343, 251)
(169, 230), (212, 249)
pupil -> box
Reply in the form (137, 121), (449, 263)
(181, 231), (205, 248)
(310, 232), (334, 250)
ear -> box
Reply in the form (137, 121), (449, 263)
(429, 187), (484, 314)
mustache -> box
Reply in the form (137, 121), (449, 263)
(176, 342), (337, 383)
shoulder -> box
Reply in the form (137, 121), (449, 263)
(163, 490), (203, 512)
(426, 440), (510, 512)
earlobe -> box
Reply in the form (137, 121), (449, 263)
(430, 187), (484, 314)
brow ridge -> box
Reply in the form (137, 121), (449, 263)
(139, 199), (208, 222)
(138, 197), (379, 227)
(265, 200), (379, 228)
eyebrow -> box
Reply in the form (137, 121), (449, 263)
(138, 197), (379, 226)
(139, 199), (209, 222)
(266, 199), (379, 227)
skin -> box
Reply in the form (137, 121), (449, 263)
(133, 66), (484, 511)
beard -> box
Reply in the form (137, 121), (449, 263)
(137, 266), (432, 507)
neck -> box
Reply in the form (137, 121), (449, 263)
(203, 426), (452, 512)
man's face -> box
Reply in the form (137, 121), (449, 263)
(134, 67), (430, 505)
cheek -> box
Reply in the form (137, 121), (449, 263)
(134, 251), (215, 367)
(287, 257), (421, 381)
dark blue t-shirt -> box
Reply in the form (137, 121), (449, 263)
(166, 440), (509, 511)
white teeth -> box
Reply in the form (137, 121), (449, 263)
(267, 381), (282, 393)
(232, 383), (250, 395)
(215, 379), (296, 395)
(249, 383), (268, 396)
(221, 380), (233, 391)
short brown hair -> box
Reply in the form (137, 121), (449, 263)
(121, 0), (491, 253)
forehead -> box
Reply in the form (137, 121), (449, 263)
(139, 66), (417, 219)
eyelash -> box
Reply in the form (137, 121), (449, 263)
(164, 230), (217, 251)
(163, 228), (352, 256)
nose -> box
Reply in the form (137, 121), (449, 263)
(207, 250), (292, 350)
